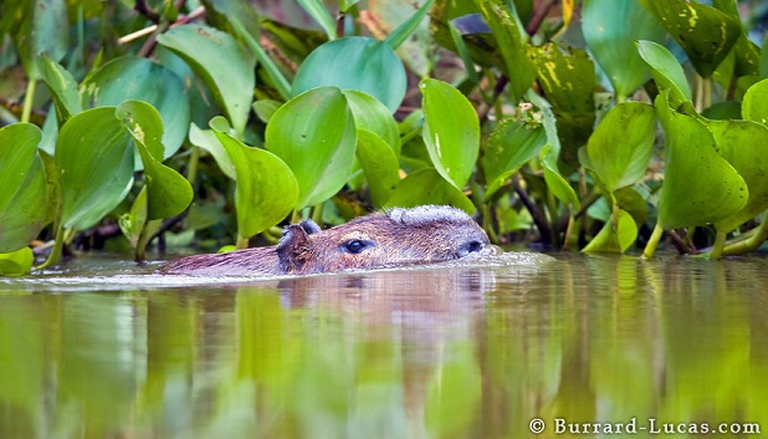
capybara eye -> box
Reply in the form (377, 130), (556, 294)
(343, 240), (368, 254)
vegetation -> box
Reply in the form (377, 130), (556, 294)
(1, 0), (768, 276)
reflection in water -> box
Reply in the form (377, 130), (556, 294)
(0, 255), (767, 438)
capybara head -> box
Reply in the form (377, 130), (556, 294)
(277, 205), (490, 274)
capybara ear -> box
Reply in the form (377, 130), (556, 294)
(278, 224), (312, 273)
(300, 219), (321, 235)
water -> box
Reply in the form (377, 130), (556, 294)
(0, 253), (766, 439)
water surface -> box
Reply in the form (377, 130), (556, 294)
(0, 253), (766, 438)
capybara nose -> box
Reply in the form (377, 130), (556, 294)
(458, 240), (485, 258)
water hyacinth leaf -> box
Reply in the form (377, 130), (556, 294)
(118, 186), (148, 249)
(711, 0), (760, 77)
(56, 107), (135, 231)
(637, 40), (692, 107)
(654, 92), (747, 230)
(615, 186), (648, 227)
(343, 90), (401, 155)
(541, 145), (580, 209)
(583, 102), (655, 192)
(386, 168), (475, 214)
(0, 124), (41, 212)
(742, 78), (768, 126)
(639, 0), (740, 78)
(201, 0), (261, 40)
(705, 119), (768, 233)
(0, 247), (34, 277)
(189, 123), (236, 180)
(384, 0), (435, 50)
(582, 0), (665, 98)
(211, 117), (298, 238)
(37, 55), (82, 125)
(297, 0), (338, 41)
(482, 120), (546, 201)
(420, 78), (479, 189)
(340, 0), (361, 11)
(80, 57), (190, 167)
(265, 87), (357, 210)
(116, 101), (194, 221)
(476, 0), (535, 103)
(157, 25), (255, 136)
(582, 209), (637, 253)
(292, 37), (407, 114)
(356, 129), (400, 207)
(529, 44), (596, 115)
(14, 0), (69, 79)
(252, 99), (282, 124)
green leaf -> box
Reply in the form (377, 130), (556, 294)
(37, 55), (82, 125)
(13, 0), (69, 79)
(482, 120), (546, 201)
(0, 123), (48, 252)
(761, 34), (768, 79)
(386, 168), (475, 214)
(705, 119), (768, 233)
(252, 99), (282, 124)
(343, 90), (400, 155)
(0, 247), (34, 277)
(742, 78), (768, 126)
(582, 209), (637, 253)
(265, 87), (357, 210)
(115, 101), (194, 221)
(118, 186), (148, 249)
(211, 117), (298, 238)
(292, 37), (407, 114)
(420, 78), (479, 189)
(541, 145), (580, 209)
(582, 0), (666, 99)
(356, 129), (400, 208)
(529, 44), (596, 115)
(655, 92), (747, 230)
(639, 0), (741, 78)
(475, 0), (535, 102)
(637, 40), (692, 107)
(583, 102), (655, 192)
(297, 0), (338, 41)
(384, 0), (434, 50)
(56, 107), (135, 231)
(157, 25), (256, 136)
(615, 186), (648, 227)
(339, 0), (362, 12)
(189, 123), (236, 180)
(80, 56), (190, 167)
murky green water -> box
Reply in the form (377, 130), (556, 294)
(0, 253), (766, 439)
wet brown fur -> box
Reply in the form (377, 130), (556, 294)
(161, 206), (489, 277)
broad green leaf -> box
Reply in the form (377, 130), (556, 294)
(80, 56), (190, 167)
(711, 0), (760, 77)
(116, 101), (194, 221)
(655, 92), (747, 230)
(384, 0), (435, 50)
(583, 102), (655, 192)
(615, 186), (648, 227)
(742, 78), (768, 126)
(13, 0), (69, 79)
(541, 145), (580, 209)
(482, 120), (546, 201)
(343, 90), (400, 155)
(637, 40), (692, 107)
(265, 87), (357, 210)
(356, 129), (400, 208)
(157, 25), (256, 136)
(0, 247), (34, 277)
(211, 117), (298, 238)
(529, 44), (596, 115)
(705, 119), (768, 233)
(189, 123), (236, 180)
(56, 107), (135, 231)
(0, 123), (48, 252)
(582, 0), (665, 98)
(297, 0), (338, 41)
(37, 55), (82, 125)
(448, 21), (480, 85)
(420, 78), (479, 189)
(292, 37), (407, 114)
(476, 0), (535, 103)
(582, 209), (637, 253)
(639, 0), (740, 78)
(761, 34), (768, 79)
(386, 168), (475, 214)
(340, 0), (361, 11)
(252, 99), (282, 124)
(201, 0), (261, 41)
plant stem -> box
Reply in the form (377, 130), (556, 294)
(21, 79), (37, 123)
(187, 145), (200, 185)
(230, 18), (292, 101)
(235, 234), (249, 250)
(34, 225), (65, 270)
(642, 224), (664, 259)
(709, 229), (726, 259)
(723, 219), (768, 256)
